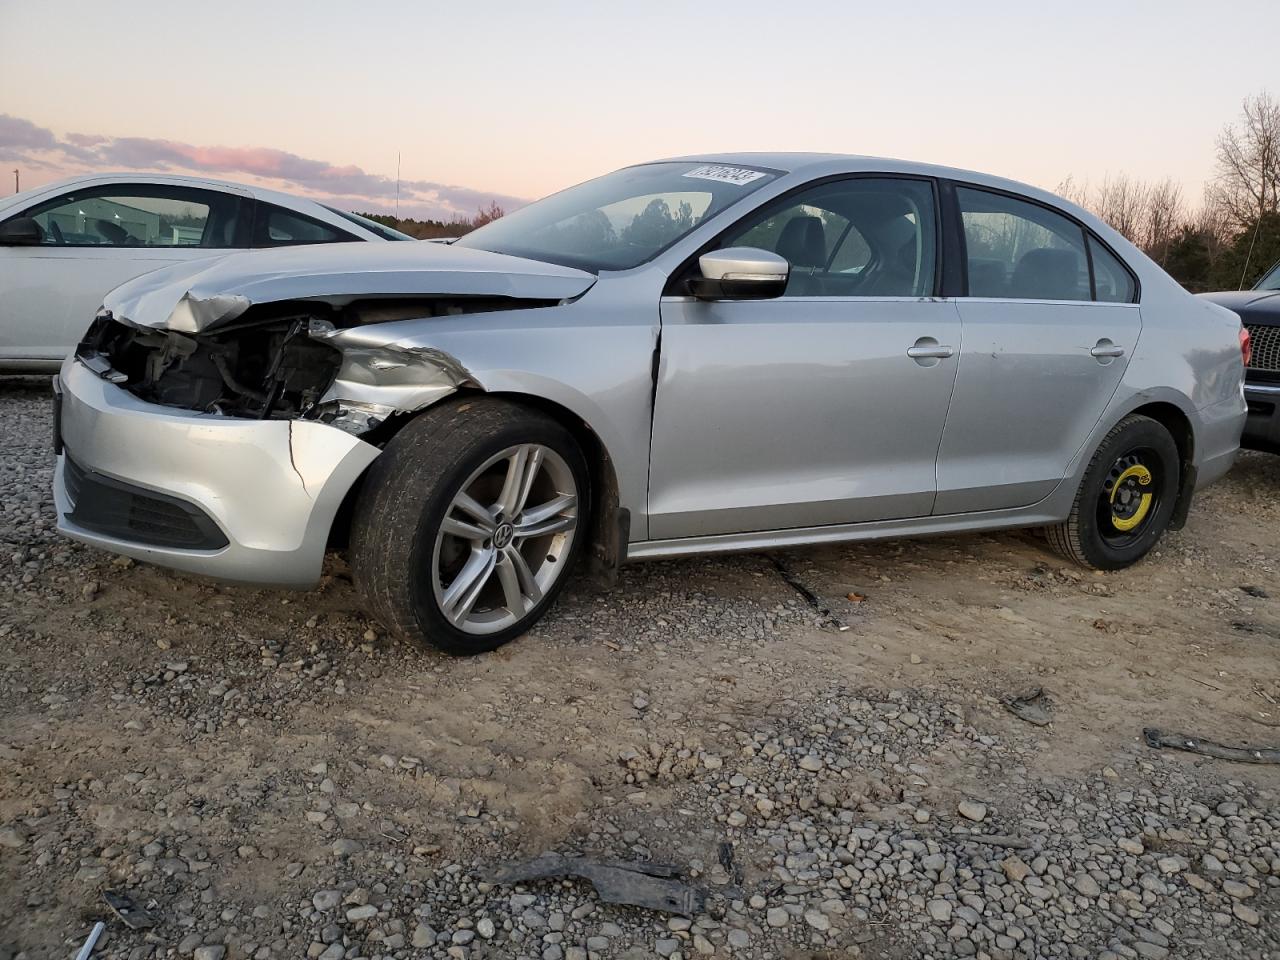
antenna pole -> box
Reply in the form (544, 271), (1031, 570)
(1239, 214), (1264, 290)
(396, 153), (401, 218)
(12, 169), (17, 194)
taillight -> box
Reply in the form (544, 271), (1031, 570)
(1240, 326), (1252, 368)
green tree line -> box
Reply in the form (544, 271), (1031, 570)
(359, 200), (505, 240)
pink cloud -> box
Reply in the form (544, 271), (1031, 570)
(0, 114), (60, 151)
(0, 115), (525, 220)
(65, 132), (107, 148)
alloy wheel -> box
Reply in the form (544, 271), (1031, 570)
(431, 443), (579, 635)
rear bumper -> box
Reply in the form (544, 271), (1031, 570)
(1193, 393), (1247, 488)
(1240, 380), (1280, 453)
(53, 359), (380, 587)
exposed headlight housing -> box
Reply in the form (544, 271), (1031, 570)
(316, 399), (395, 436)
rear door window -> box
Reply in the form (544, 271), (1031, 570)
(252, 203), (357, 247)
(321, 206), (415, 240)
(957, 187), (1089, 301)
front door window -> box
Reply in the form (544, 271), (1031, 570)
(15, 184), (245, 248)
(719, 177), (938, 297)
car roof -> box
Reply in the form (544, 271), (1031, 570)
(17, 171), (301, 202)
(658, 151), (1082, 216)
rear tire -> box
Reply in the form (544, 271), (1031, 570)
(1046, 414), (1180, 570)
(350, 398), (589, 655)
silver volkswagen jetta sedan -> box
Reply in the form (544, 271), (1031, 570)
(53, 154), (1247, 654)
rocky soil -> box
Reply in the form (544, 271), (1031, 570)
(0, 375), (1277, 959)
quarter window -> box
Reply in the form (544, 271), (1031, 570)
(720, 178), (937, 297)
(957, 187), (1089, 301)
(17, 185), (243, 248)
(1088, 236), (1137, 303)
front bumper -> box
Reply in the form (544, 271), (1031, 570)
(1241, 380), (1280, 453)
(53, 359), (381, 587)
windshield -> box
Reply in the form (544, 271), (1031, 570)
(322, 206), (415, 241)
(454, 161), (778, 271)
(1257, 260), (1280, 291)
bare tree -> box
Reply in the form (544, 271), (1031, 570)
(1058, 173), (1195, 263)
(1210, 91), (1280, 229)
(1092, 174), (1150, 247)
(1055, 175), (1089, 208)
(472, 201), (505, 229)
(1143, 178), (1185, 264)
(1192, 187), (1231, 246)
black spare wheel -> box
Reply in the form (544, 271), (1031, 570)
(1046, 414), (1180, 570)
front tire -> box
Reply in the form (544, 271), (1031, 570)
(1046, 414), (1180, 570)
(350, 398), (589, 655)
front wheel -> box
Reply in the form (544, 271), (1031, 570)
(350, 398), (589, 655)
(1045, 414), (1180, 570)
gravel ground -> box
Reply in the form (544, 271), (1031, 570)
(1, 375), (1277, 959)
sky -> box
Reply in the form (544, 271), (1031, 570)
(1, 0), (1276, 220)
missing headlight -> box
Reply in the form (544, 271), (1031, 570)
(79, 311), (343, 420)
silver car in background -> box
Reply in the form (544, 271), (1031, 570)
(0, 173), (411, 371)
(53, 154), (1247, 654)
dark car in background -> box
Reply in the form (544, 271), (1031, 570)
(1201, 260), (1280, 452)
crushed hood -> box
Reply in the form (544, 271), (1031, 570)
(102, 240), (598, 333)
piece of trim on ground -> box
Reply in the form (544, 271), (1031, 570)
(1143, 727), (1280, 764)
(487, 853), (706, 915)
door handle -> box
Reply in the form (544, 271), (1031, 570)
(1090, 339), (1125, 359)
(907, 339), (955, 360)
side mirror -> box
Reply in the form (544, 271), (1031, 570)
(688, 247), (789, 300)
(0, 217), (44, 246)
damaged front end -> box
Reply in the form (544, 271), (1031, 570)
(79, 309), (343, 420)
(76, 296), (538, 436)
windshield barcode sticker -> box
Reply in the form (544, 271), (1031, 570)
(682, 164), (767, 185)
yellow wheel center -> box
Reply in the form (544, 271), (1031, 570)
(1109, 464), (1153, 531)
